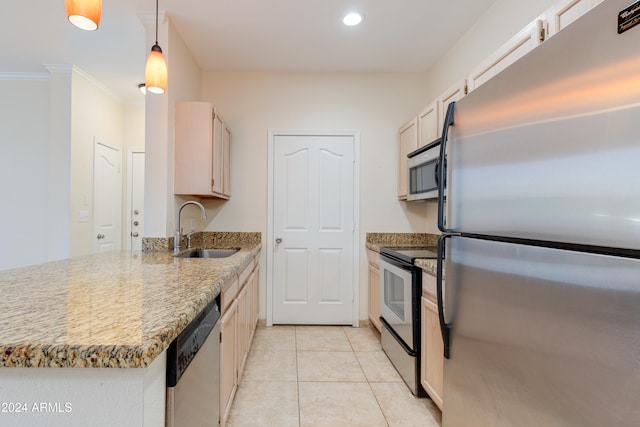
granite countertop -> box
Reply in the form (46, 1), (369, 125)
(0, 235), (261, 369)
(365, 232), (439, 253)
(366, 232), (440, 276)
(415, 258), (438, 277)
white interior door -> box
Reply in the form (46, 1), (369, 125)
(271, 132), (358, 325)
(93, 141), (122, 252)
(126, 150), (145, 251)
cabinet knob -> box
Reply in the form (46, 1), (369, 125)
(131, 232), (139, 238)
(275, 237), (283, 244)
(97, 234), (105, 240)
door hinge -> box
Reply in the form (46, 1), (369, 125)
(211, 179), (215, 187)
(539, 27), (546, 42)
(464, 84), (469, 95)
(219, 331), (222, 343)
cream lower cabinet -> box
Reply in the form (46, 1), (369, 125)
(366, 249), (381, 332)
(421, 273), (444, 410)
(220, 254), (260, 426)
(220, 297), (238, 426)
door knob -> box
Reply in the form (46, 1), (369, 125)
(275, 237), (283, 244)
(97, 234), (105, 240)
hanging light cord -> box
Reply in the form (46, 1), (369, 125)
(155, 0), (159, 45)
(151, 0), (162, 53)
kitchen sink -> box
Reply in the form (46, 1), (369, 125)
(176, 248), (240, 258)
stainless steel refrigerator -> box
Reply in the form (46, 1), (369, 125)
(436, 0), (640, 425)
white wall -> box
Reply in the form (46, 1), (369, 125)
(0, 80), (51, 270)
(144, 16), (202, 238)
(201, 71), (430, 320)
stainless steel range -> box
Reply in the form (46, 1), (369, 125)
(379, 246), (437, 396)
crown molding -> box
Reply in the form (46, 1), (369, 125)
(0, 72), (50, 81)
(137, 10), (167, 26)
(42, 63), (73, 74)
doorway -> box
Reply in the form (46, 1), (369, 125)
(126, 149), (145, 251)
(267, 130), (360, 326)
(93, 140), (122, 252)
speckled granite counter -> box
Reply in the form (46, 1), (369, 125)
(365, 232), (439, 253)
(366, 232), (440, 276)
(415, 258), (438, 276)
(0, 235), (261, 369)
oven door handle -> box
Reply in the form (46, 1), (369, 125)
(438, 101), (455, 233)
(437, 234), (452, 359)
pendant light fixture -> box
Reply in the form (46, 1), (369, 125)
(145, 0), (167, 94)
(65, 0), (102, 31)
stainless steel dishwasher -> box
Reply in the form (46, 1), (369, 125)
(166, 297), (221, 427)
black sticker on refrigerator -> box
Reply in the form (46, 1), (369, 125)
(618, 0), (640, 34)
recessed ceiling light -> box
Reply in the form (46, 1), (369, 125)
(343, 12), (364, 27)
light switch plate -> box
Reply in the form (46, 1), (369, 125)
(78, 210), (89, 223)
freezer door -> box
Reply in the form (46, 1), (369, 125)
(443, 236), (640, 427)
(445, 0), (640, 250)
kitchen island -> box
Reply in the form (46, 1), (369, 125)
(0, 234), (261, 427)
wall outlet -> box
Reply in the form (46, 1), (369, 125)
(78, 210), (89, 223)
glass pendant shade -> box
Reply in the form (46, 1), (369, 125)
(65, 0), (102, 31)
(145, 44), (167, 94)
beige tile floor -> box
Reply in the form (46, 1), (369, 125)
(226, 325), (442, 427)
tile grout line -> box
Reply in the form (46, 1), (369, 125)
(295, 325), (302, 427)
(347, 326), (392, 427)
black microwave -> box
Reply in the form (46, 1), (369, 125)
(407, 138), (442, 201)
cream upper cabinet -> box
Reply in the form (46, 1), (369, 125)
(223, 125), (231, 197)
(437, 79), (467, 130)
(545, 0), (604, 37)
(467, 19), (544, 93)
(418, 101), (440, 144)
(397, 117), (418, 200)
(174, 101), (231, 199)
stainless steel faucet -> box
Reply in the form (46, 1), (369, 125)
(174, 201), (207, 253)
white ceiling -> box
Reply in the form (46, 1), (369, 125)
(1, 0), (496, 104)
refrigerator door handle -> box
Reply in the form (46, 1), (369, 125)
(437, 233), (452, 359)
(438, 102), (455, 233)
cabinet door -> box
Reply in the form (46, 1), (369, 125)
(418, 101), (440, 144)
(467, 19), (543, 93)
(437, 79), (467, 131)
(236, 284), (249, 381)
(175, 102), (214, 196)
(398, 117), (418, 200)
(222, 125), (231, 197)
(249, 266), (260, 344)
(368, 262), (381, 332)
(546, 0), (604, 37)
(421, 296), (444, 410)
(220, 299), (237, 427)
(212, 111), (225, 196)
